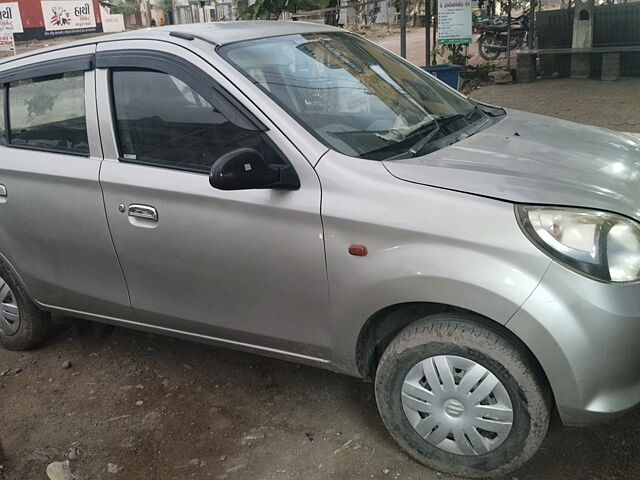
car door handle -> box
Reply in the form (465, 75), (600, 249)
(128, 204), (158, 222)
(0, 184), (6, 197)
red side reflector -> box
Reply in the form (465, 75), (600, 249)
(348, 244), (368, 256)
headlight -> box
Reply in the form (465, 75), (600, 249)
(516, 206), (640, 283)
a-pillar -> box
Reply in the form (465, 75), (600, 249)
(571, 0), (595, 79)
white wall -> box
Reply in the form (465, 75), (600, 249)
(100, 5), (125, 32)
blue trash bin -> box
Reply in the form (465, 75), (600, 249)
(421, 64), (463, 90)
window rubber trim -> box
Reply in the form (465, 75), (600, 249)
(95, 50), (266, 132)
(0, 54), (94, 84)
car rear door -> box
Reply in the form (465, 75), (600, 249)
(95, 40), (331, 361)
(0, 45), (131, 318)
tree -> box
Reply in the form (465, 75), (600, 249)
(238, 0), (298, 19)
(155, 0), (174, 24)
(109, 0), (137, 15)
(156, 0), (174, 13)
(297, 0), (330, 10)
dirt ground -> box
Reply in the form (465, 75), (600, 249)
(1, 319), (639, 480)
(1, 31), (640, 480)
(373, 28), (484, 68)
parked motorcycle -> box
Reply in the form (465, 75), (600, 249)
(477, 12), (530, 61)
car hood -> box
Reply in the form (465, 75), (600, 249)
(383, 109), (640, 221)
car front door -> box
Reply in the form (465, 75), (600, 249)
(95, 41), (331, 361)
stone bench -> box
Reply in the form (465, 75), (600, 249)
(516, 46), (640, 82)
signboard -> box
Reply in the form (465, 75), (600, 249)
(437, 0), (472, 44)
(0, 32), (15, 54)
(0, 3), (23, 33)
(41, 1), (96, 32)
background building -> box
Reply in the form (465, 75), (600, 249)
(172, 0), (235, 23)
(0, 0), (104, 40)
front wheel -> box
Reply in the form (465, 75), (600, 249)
(478, 35), (502, 61)
(375, 313), (550, 478)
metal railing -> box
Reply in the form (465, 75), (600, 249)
(536, 3), (640, 49)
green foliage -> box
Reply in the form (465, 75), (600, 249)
(238, 0), (298, 19)
(156, 0), (174, 13)
(297, 0), (330, 11)
(468, 62), (498, 74)
(464, 62), (498, 79)
(109, 0), (136, 15)
(432, 43), (471, 66)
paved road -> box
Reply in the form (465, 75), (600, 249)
(374, 29), (640, 134)
(470, 77), (640, 133)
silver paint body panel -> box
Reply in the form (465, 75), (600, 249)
(96, 41), (331, 358)
(385, 109), (640, 221)
(0, 46), (131, 319)
(508, 262), (640, 425)
(0, 24), (637, 426)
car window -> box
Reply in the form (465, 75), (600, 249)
(111, 69), (262, 173)
(219, 32), (480, 160)
(8, 71), (89, 155)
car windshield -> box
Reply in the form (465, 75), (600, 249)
(218, 32), (483, 160)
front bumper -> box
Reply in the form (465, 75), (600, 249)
(507, 262), (640, 426)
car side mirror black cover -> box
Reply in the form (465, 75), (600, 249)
(209, 148), (300, 191)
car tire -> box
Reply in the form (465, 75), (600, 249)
(0, 260), (50, 351)
(375, 313), (551, 478)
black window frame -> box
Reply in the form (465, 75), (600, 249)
(0, 83), (6, 145)
(100, 50), (274, 175)
(0, 54), (94, 157)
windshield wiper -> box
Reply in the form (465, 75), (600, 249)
(385, 113), (462, 160)
(385, 107), (485, 160)
(375, 117), (437, 143)
(407, 118), (442, 157)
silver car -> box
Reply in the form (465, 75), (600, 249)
(0, 21), (638, 478)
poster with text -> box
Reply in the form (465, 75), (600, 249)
(41, 1), (96, 31)
(0, 3), (23, 33)
(437, 0), (472, 44)
(0, 32), (15, 53)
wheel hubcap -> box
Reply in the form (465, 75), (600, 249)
(0, 276), (20, 336)
(401, 355), (513, 456)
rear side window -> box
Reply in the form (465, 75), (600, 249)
(8, 71), (89, 155)
(111, 69), (262, 173)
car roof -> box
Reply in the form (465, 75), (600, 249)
(169, 20), (342, 45)
(0, 21), (342, 67)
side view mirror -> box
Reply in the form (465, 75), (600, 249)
(209, 148), (300, 191)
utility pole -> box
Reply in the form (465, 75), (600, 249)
(528, 0), (536, 50)
(400, 0), (407, 58)
(425, 0), (431, 66)
(506, 0), (512, 70)
(432, 0), (437, 64)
